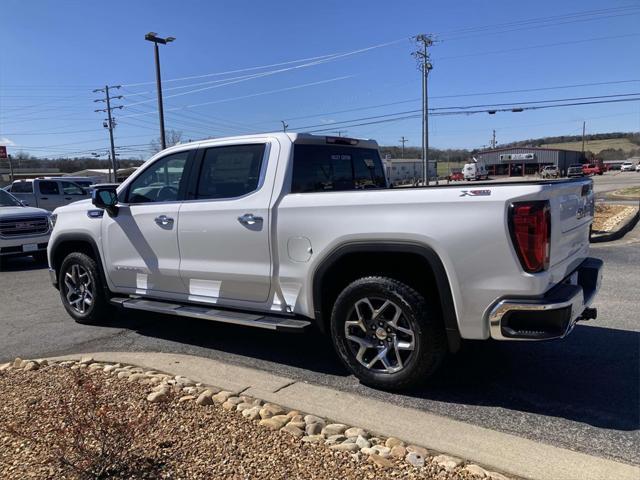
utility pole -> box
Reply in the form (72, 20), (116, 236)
(399, 136), (407, 160)
(145, 32), (176, 151)
(333, 130), (346, 137)
(7, 155), (14, 183)
(413, 34), (434, 186)
(94, 86), (123, 183)
(491, 129), (497, 149)
(581, 121), (586, 154)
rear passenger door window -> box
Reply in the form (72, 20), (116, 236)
(291, 145), (386, 193)
(195, 144), (266, 199)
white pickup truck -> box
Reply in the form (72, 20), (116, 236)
(47, 133), (602, 389)
(5, 178), (90, 211)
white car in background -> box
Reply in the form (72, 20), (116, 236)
(620, 162), (634, 172)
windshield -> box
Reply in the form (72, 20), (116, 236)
(0, 189), (22, 207)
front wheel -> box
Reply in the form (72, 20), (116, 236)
(59, 252), (112, 324)
(330, 277), (447, 390)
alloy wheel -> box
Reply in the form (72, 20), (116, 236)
(344, 297), (416, 373)
(63, 264), (94, 314)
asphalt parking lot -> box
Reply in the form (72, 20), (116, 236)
(1, 217), (638, 466)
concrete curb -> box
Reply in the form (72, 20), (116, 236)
(47, 351), (639, 480)
(590, 206), (640, 243)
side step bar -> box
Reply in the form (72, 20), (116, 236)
(110, 297), (311, 333)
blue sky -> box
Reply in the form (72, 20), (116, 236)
(1, 0), (639, 158)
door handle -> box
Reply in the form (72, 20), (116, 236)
(41, 197), (48, 200)
(238, 213), (263, 225)
(154, 215), (174, 227)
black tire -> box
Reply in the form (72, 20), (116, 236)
(330, 276), (447, 390)
(59, 252), (112, 324)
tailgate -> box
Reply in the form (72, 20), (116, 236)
(546, 179), (594, 267)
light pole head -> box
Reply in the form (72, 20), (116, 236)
(145, 32), (175, 45)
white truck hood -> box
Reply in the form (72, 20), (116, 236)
(0, 206), (50, 218)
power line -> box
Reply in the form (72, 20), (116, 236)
(290, 93), (640, 130)
(120, 38), (407, 88)
(302, 97), (640, 133)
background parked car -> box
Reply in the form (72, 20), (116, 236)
(620, 162), (634, 172)
(567, 164), (585, 177)
(4, 178), (90, 211)
(0, 189), (51, 264)
(540, 165), (559, 179)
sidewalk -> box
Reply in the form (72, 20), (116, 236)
(49, 351), (640, 480)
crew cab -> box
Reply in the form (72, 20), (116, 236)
(5, 178), (90, 211)
(47, 133), (602, 390)
(0, 189), (51, 264)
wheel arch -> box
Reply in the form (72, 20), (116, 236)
(50, 233), (109, 296)
(311, 242), (461, 353)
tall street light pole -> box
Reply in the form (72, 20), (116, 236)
(145, 32), (175, 151)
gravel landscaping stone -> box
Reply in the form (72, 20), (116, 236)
(301, 434), (325, 443)
(391, 445), (407, 458)
(281, 423), (305, 439)
(241, 406), (262, 420)
(406, 451), (426, 467)
(464, 464), (489, 477)
(195, 390), (215, 406)
(0, 360), (514, 479)
(322, 423), (348, 436)
(305, 422), (323, 435)
(344, 426), (369, 438)
(329, 442), (360, 452)
(433, 454), (464, 471)
(355, 435), (371, 449)
(368, 453), (394, 468)
(386, 436), (404, 448)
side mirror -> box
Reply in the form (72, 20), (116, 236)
(92, 185), (119, 216)
(20, 200), (29, 206)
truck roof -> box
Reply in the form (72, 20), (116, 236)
(157, 132), (380, 156)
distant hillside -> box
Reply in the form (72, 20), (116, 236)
(495, 132), (640, 160)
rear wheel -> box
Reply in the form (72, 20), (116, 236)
(59, 252), (112, 324)
(330, 276), (447, 390)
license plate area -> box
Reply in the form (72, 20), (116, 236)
(23, 243), (38, 252)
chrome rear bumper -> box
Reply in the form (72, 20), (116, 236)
(489, 257), (603, 340)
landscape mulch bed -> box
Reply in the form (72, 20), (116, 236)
(592, 204), (637, 233)
(0, 365), (479, 480)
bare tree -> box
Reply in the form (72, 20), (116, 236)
(150, 129), (183, 153)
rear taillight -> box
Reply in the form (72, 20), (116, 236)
(509, 201), (551, 273)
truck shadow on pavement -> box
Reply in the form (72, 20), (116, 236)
(421, 325), (639, 432)
(110, 310), (638, 433)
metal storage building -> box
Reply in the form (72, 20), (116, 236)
(475, 147), (585, 177)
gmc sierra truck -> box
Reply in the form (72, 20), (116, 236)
(47, 133), (602, 390)
(0, 189), (51, 264)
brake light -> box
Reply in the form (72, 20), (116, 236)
(509, 201), (551, 273)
